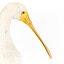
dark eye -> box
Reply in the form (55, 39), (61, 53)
(22, 11), (25, 14)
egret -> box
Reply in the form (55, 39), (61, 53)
(0, 2), (52, 64)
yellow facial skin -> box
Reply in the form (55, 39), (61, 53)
(20, 11), (52, 59)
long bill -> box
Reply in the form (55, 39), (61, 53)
(20, 11), (52, 59)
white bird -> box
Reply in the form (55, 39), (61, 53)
(0, 2), (52, 64)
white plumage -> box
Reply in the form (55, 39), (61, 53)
(0, 2), (26, 64)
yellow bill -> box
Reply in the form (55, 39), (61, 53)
(20, 11), (52, 59)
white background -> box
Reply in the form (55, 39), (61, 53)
(0, 0), (63, 64)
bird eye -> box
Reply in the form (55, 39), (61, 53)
(22, 11), (25, 14)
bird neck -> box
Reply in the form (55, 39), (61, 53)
(0, 15), (11, 36)
(0, 13), (13, 47)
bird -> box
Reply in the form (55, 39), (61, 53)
(0, 2), (52, 64)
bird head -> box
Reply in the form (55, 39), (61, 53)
(2, 2), (52, 59)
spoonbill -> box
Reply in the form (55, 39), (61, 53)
(0, 2), (52, 64)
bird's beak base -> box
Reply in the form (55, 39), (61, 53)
(20, 11), (32, 25)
